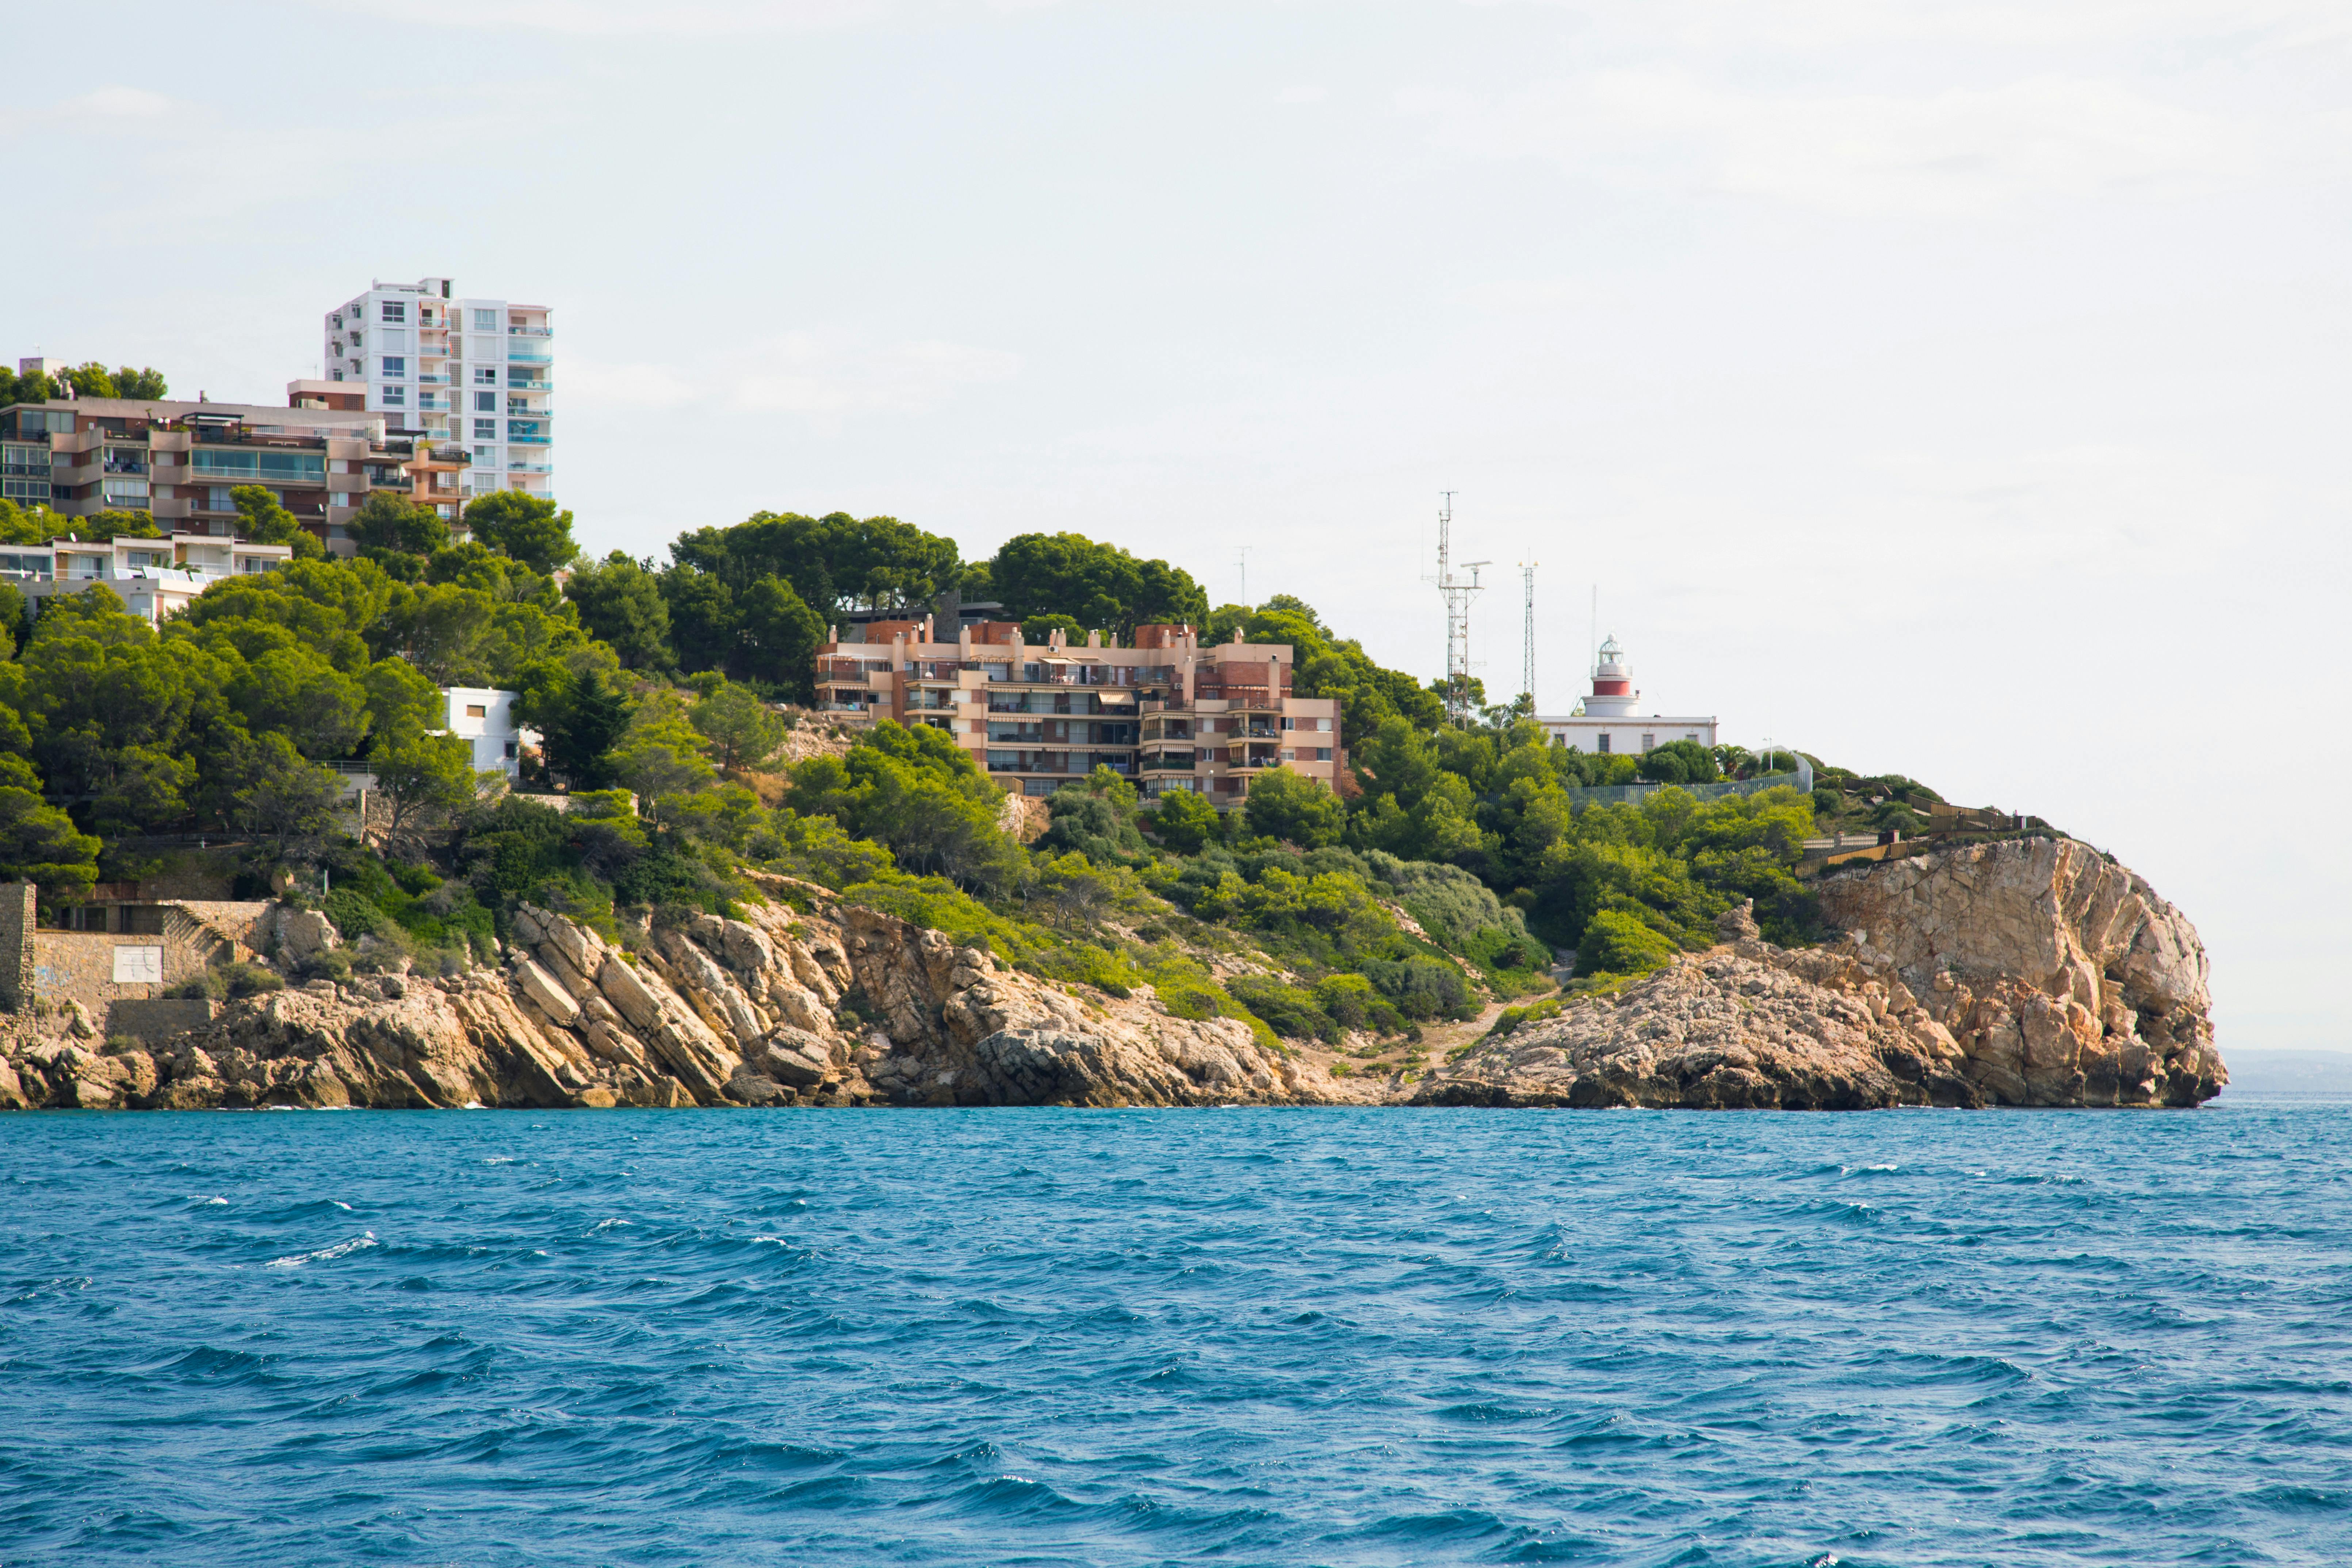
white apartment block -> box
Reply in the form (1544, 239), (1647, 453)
(440, 687), (537, 779)
(0, 531), (295, 627)
(319, 277), (554, 512)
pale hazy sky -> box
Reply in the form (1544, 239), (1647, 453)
(9, 0), (2349, 1051)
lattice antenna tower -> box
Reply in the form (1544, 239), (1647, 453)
(1519, 561), (1538, 713)
(1424, 492), (1488, 726)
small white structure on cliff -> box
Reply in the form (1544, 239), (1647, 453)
(1535, 633), (1719, 755)
(441, 687), (538, 779)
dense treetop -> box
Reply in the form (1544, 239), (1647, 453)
(0, 492), (1899, 1025)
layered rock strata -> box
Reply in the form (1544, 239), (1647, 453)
(0, 877), (1365, 1110)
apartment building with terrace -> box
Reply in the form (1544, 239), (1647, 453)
(318, 277), (554, 508)
(0, 529), (294, 626)
(0, 394), (469, 556)
(816, 618), (1345, 806)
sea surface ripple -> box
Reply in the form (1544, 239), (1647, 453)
(2, 1101), (2348, 1566)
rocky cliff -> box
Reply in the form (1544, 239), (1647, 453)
(0, 838), (2222, 1112)
(0, 875), (1368, 1112)
(1417, 838), (2222, 1110)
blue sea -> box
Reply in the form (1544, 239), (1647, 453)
(3, 1100), (2348, 1567)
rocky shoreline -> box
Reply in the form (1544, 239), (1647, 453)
(0, 838), (2221, 1112)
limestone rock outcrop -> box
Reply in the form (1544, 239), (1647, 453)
(1418, 838), (2223, 1110)
(0, 839), (2222, 1113)
(0, 876), (1366, 1110)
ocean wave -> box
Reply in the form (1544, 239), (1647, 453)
(264, 1231), (378, 1268)
(1, 1104), (2347, 1565)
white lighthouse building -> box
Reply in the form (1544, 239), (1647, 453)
(1536, 633), (1719, 755)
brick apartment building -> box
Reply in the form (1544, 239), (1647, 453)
(0, 391), (470, 557)
(816, 617), (1345, 805)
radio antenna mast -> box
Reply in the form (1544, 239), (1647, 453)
(1424, 493), (1488, 727)
(1519, 560), (1538, 714)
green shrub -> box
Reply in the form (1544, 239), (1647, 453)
(1489, 996), (1564, 1039)
(1359, 957), (1475, 1021)
(324, 887), (398, 942)
(1225, 973), (1339, 1043)
(223, 961), (284, 998)
(1155, 979), (1228, 1021)
(1034, 940), (1142, 996)
(1575, 909), (1677, 979)
(294, 948), (353, 984)
(1311, 971), (1407, 1036)
(844, 874), (1031, 964)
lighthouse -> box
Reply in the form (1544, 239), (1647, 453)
(1533, 630), (1718, 756)
(1583, 633), (1640, 717)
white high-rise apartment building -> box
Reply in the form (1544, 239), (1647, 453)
(318, 277), (554, 512)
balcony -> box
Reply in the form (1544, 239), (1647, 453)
(419, 374), (450, 386)
(507, 349), (552, 364)
(509, 434), (551, 446)
(507, 326), (554, 337)
(507, 461), (553, 474)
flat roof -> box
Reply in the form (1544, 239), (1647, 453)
(0, 395), (381, 426)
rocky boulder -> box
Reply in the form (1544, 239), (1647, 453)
(1420, 839), (2223, 1110)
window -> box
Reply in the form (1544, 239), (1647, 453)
(473, 308), (497, 330)
(1281, 749), (1296, 761)
(1317, 718), (1332, 731)
(207, 486), (234, 510)
(103, 479), (149, 506)
(380, 356), (406, 377)
(349, 329), (364, 348)
(475, 391), (496, 412)
(464, 703), (487, 718)
(330, 370), (344, 382)
(381, 301), (406, 322)
(1597, 733), (1611, 754)
(382, 385), (406, 405)
(473, 447), (500, 469)
(1316, 747), (1333, 761)
(474, 419), (497, 439)
(112, 945), (163, 983)
(474, 366), (497, 385)
(1641, 733), (1655, 752)
(192, 449), (325, 483)
(503, 741), (517, 759)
